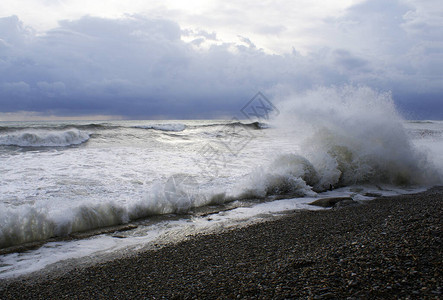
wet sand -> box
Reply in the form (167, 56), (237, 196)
(1, 187), (442, 299)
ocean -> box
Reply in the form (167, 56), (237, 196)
(1, 90), (442, 278)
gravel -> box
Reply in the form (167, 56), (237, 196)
(0, 187), (442, 299)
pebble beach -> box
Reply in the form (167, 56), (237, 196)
(0, 187), (441, 299)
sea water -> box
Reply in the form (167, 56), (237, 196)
(0, 86), (442, 278)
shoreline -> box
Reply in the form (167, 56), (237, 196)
(0, 187), (441, 298)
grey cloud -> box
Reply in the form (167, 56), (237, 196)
(1, 81), (31, 96)
(0, 15), (34, 45)
(0, 5), (442, 119)
(326, 0), (443, 93)
(37, 81), (66, 97)
(0, 16), (281, 116)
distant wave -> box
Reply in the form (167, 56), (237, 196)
(226, 121), (269, 129)
(0, 123), (117, 133)
(190, 121), (269, 130)
(0, 129), (90, 147)
(0, 121), (268, 134)
(133, 124), (187, 132)
(61, 123), (117, 130)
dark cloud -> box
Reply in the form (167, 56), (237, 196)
(0, 3), (442, 119)
(394, 92), (443, 120)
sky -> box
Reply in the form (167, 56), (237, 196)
(0, 0), (442, 120)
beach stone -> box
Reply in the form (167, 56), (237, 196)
(309, 197), (354, 208)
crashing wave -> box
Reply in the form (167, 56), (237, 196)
(229, 86), (442, 200)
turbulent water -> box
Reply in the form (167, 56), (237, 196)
(0, 86), (442, 278)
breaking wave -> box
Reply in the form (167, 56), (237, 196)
(0, 123), (113, 133)
(0, 129), (90, 147)
(243, 86), (441, 196)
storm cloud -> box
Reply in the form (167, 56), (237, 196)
(0, 0), (442, 119)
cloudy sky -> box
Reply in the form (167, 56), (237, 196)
(0, 0), (442, 120)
